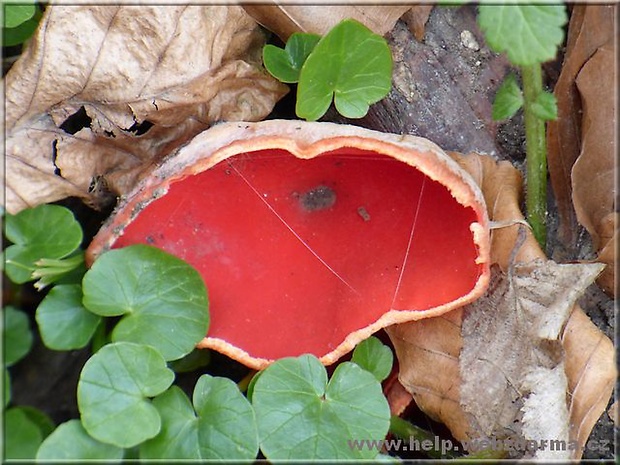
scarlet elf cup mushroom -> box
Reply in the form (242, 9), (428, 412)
(86, 120), (491, 369)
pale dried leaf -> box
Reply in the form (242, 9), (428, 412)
(461, 259), (603, 460)
(520, 365), (570, 461)
(546, 5), (616, 245)
(607, 401), (618, 425)
(4, 5), (288, 213)
(572, 41), (617, 296)
(242, 5), (411, 41)
(388, 153), (616, 460)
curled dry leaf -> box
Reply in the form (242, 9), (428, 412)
(546, 5), (616, 245)
(400, 6), (434, 42)
(242, 4), (411, 41)
(571, 42), (617, 296)
(387, 152), (616, 460)
(4, 5), (288, 213)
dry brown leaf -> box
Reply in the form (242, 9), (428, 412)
(384, 371), (414, 417)
(546, 5), (616, 245)
(4, 5), (288, 213)
(387, 152), (616, 459)
(399, 6), (434, 42)
(242, 5), (412, 41)
(386, 309), (474, 442)
(571, 41), (617, 295)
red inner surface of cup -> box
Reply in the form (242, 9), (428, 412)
(112, 148), (481, 360)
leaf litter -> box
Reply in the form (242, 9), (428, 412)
(546, 5), (617, 295)
(387, 152), (616, 460)
(4, 4), (615, 460)
(460, 255), (604, 460)
(4, 5), (288, 213)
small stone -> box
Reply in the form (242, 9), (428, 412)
(460, 30), (480, 51)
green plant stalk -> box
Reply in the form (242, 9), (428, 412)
(520, 63), (547, 248)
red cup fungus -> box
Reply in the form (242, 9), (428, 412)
(86, 120), (490, 369)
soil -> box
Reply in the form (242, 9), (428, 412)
(5, 4), (615, 461)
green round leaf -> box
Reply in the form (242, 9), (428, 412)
(4, 204), (83, 284)
(4, 4), (36, 28)
(36, 284), (101, 351)
(18, 406), (55, 439)
(194, 375), (259, 460)
(478, 5), (568, 66)
(351, 336), (394, 382)
(4, 407), (43, 459)
(140, 386), (200, 459)
(296, 19), (392, 121)
(4, 305), (33, 366)
(3, 14), (40, 47)
(141, 376), (258, 460)
(492, 73), (524, 121)
(36, 420), (124, 460)
(82, 244), (209, 361)
(253, 355), (390, 460)
(263, 33), (321, 83)
(77, 342), (175, 448)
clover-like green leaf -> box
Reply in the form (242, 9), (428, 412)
(492, 73), (524, 121)
(478, 5), (568, 66)
(296, 19), (392, 121)
(252, 354), (390, 460)
(36, 284), (101, 351)
(263, 33), (321, 83)
(4, 204), (83, 284)
(530, 90), (558, 121)
(140, 387), (200, 459)
(4, 407), (44, 459)
(82, 244), (209, 361)
(4, 3), (36, 28)
(77, 342), (175, 448)
(3, 13), (40, 47)
(351, 336), (394, 382)
(141, 375), (258, 460)
(194, 375), (259, 459)
(37, 420), (124, 460)
(4, 305), (33, 366)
